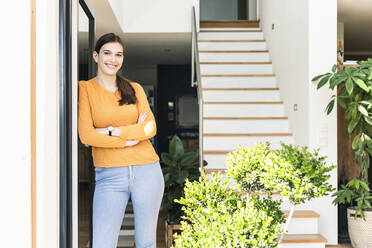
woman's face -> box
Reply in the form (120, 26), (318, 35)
(93, 41), (124, 76)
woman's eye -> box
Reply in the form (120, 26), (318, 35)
(117, 54), (122, 57)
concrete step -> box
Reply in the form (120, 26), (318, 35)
(200, 63), (273, 75)
(200, 27), (262, 31)
(283, 210), (320, 235)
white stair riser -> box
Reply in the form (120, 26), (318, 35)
(199, 32), (264, 40)
(203, 90), (280, 102)
(199, 52), (270, 62)
(198, 42), (267, 51)
(201, 64), (273, 75)
(284, 218), (318, 235)
(278, 243), (325, 248)
(203, 119), (290, 133)
(200, 28), (262, 31)
(203, 136), (294, 151)
(202, 77), (277, 88)
(204, 104), (285, 117)
(204, 154), (229, 169)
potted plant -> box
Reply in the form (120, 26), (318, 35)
(313, 59), (372, 247)
(226, 142), (335, 241)
(160, 135), (207, 247)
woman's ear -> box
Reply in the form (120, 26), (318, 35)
(93, 51), (98, 63)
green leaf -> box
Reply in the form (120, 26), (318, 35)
(326, 99), (335, 115)
(169, 136), (184, 160)
(179, 152), (197, 166)
(358, 105), (369, 116)
(348, 114), (361, 134)
(346, 77), (354, 94)
(364, 115), (372, 125)
(337, 96), (347, 109)
(175, 170), (189, 184)
(161, 153), (177, 167)
(352, 134), (361, 150)
(353, 77), (369, 92)
(312, 74), (325, 82)
(330, 76), (347, 89)
(317, 75), (331, 89)
(332, 64), (337, 73)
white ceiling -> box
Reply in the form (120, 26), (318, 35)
(338, 0), (372, 55)
(87, 0), (191, 66)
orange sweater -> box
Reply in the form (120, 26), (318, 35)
(78, 78), (159, 167)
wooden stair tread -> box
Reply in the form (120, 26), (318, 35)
(200, 20), (260, 28)
(204, 101), (283, 104)
(199, 50), (269, 53)
(200, 30), (262, 33)
(203, 133), (293, 137)
(201, 74), (276, 77)
(283, 210), (320, 218)
(203, 88), (278, 91)
(198, 40), (265, 42)
(200, 62), (272, 64)
(204, 117), (288, 120)
(279, 234), (327, 243)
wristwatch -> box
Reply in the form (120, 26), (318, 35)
(107, 126), (114, 136)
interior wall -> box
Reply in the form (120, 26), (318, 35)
(260, 0), (338, 244)
(200, 0), (237, 20)
(0, 1), (32, 247)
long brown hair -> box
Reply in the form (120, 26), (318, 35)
(95, 33), (137, 105)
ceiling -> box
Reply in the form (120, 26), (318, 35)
(338, 0), (372, 56)
(85, 0), (191, 66)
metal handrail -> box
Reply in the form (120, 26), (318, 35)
(191, 6), (204, 171)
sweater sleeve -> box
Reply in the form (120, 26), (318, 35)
(78, 81), (128, 148)
(119, 83), (157, 141)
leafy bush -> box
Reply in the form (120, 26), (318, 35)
(160, 135), (207, 223)
(173, 174), (285, 248)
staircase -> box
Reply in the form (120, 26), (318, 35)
(117, 201), (135, 248)
(198, 20), (328, 248)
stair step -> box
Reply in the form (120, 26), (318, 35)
(199, 32), (264, 40)
(202, 74), (275, 77)
(282, 210), (319, 234)
(198, 40), (267, 50)
(203, 88), (278, 90)
(278, 234), (327, 248)
(200, 20), (260, 28)
(203, 89), (280, 102)
(200, 62), (272, 64)
(199, 52), (270, 63)
(204, 117), (287, 119)
(284, 210), (320, 218)
(200, 27), (262, 31)
(203, 118), (290, 134)
(203, 135), (294, 151)
(198, 40), (265, 43)
(201, 76), (277, 88)
(200, 63), (273, 75)
(204, 102), (285, 117)
(200, 30), (263, 32)
(119, 229), (135, 236)
(204, 133), (292, 137)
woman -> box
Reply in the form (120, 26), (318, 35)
(78, 33), (164, 248)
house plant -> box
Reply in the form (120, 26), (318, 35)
(160, 135), (207, 247)
(313, 59), (372, 247)
(226, 142), (335, 241)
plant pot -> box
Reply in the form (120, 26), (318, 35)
(347, 208), (372, 247)
(165, 221), (182, 248)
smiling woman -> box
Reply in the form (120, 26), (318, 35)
(78, 33), (164, 248)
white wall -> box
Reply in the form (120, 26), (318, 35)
(0, 1), (32, 247)
(109, 0), (199, 32)
(260, 0), (338, 244)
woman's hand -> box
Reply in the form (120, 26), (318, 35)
(125, 140), (139, 147)
(95, 127), (108, 135)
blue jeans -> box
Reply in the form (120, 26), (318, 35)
(92, 161), (164, 248)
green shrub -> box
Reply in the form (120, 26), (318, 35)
(173, 174), (285, 248)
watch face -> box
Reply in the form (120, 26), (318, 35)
(108, 126), (114, 131)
